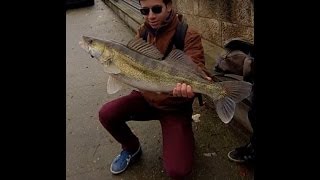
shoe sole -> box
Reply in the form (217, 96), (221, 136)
(110, 146), (142, 175)
(227, 150), (245, 163)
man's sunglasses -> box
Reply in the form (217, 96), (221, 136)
(140, 5), (163, 15)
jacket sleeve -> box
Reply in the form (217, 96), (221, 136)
(184, 28), (212, 77)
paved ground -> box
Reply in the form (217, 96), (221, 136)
(66, 1), (253, 179)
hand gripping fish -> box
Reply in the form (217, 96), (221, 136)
(79, 36), (252, 124)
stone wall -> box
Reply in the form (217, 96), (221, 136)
(170, 0), (254, 72)
(173, 0), (254, 47)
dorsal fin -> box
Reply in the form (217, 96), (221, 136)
(163, 49), (209, 79)
(127, 38), (163, 60)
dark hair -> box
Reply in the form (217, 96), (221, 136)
(139, 0), (172, 5)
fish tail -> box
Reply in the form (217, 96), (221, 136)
(213, 81), (252, 123)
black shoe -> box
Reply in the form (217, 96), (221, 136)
(228, 142), (255, 163)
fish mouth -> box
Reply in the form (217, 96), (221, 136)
(79, 37), (95, 58)
(82, 36), (93, 44)
(79, 36), (94, 51)
(79, 39), (89, 52)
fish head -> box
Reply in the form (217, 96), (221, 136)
(80, 36), (121, 74)
(79, 36), (112, 60)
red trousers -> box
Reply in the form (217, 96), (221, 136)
(99, 90), (194, 179)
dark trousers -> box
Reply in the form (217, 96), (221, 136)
(99, 90), (194, 179)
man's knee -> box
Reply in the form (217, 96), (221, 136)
(98, 103), (115, 127)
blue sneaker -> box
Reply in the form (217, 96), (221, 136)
(110, 146), (142, 175)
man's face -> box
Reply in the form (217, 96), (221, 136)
(140, 0), (172, 29)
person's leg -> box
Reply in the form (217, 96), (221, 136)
(99, 90), (156, 151)
(99, 90), (156, 174)
(159, 110), (194, 179)
(228, 85), (256, 163)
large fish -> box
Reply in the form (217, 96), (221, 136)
(79, 36), (252, 123)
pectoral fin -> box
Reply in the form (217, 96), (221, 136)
(107, 75), (122, 94)
(103, 63), (121, 74)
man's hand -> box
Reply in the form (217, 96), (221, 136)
(173, 77), (212, 98)
(173, 83), (194, 98)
